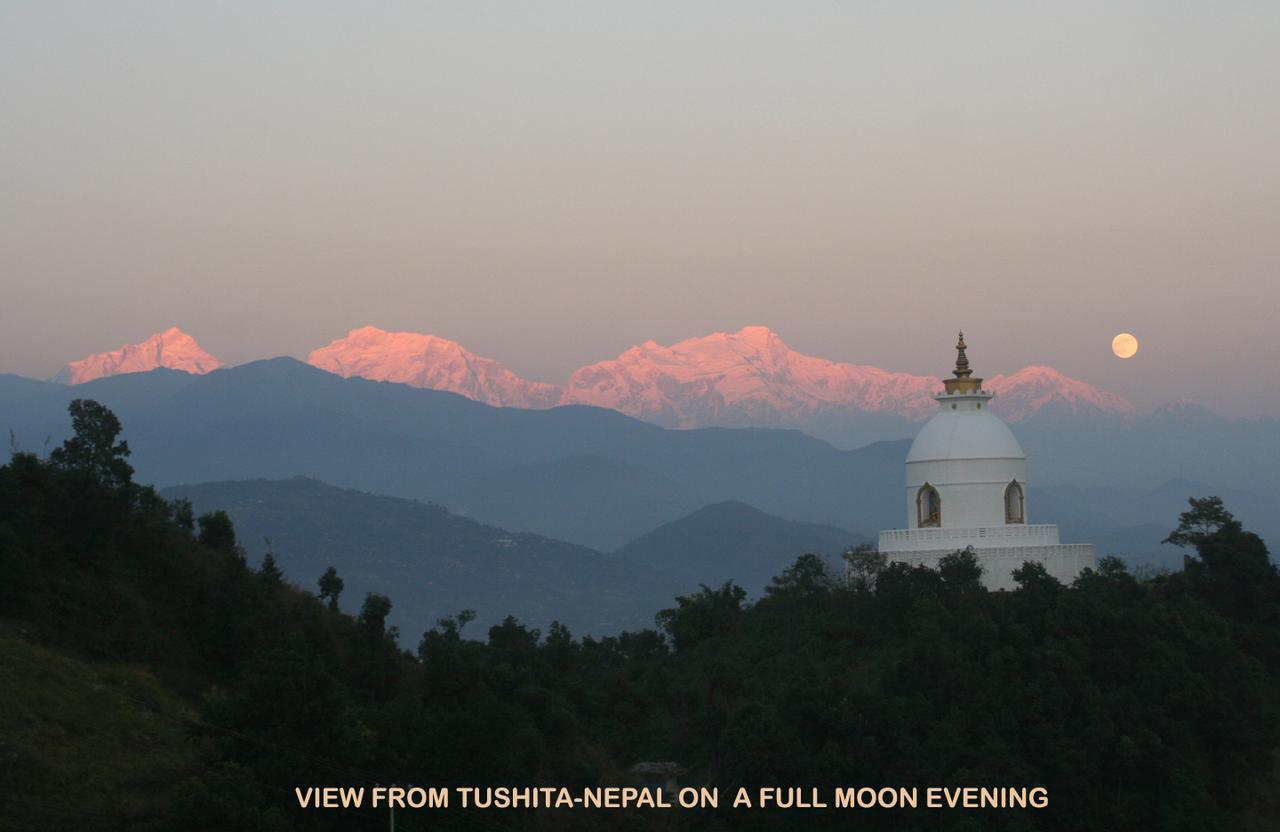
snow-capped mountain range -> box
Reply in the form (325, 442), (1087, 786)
(52, 325), (1137, 428)
(558, 326), (944, 425)
(55, 327), (221, 385)
(307, 326), (561, 409)
(985, 366), (1136, 423)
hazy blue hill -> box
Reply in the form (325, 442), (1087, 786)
(68, 366), (203, 406)
(1036, 478), (1280, 566)
(1019, 405), (1280, 496)
(10, 357), (831, 473)
(448, 455), (706, 551)
(0, 359), (899, 546)
(443, 438), (906, 548)
(162, 476), (683, 638)
(709, 437), (906, 534)
(2, 367), (201, 448)
(137, 406), (510, 503)
(616, 501), (866, 594)
(151, 358), (685, 467)
(831, 438), (910, 529)
(0, 373), (64, 402)
(775, 408), (920, 450)
(645, 429), (894, 523)
(1133, 477), (1280, 534)
(0, 363), (512, 501)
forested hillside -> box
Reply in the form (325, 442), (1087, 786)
(616, 501), (863, 593)
(3, 400), (1279, 831)
(162, 476), (682, 636)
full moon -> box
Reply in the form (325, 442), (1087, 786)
(1112, 332), (1139, 359)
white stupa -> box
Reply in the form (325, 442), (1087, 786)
(877, 333), (1094, 590)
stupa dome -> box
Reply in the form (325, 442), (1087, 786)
(906, 408), (1025, 464)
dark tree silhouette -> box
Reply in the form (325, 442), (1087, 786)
(938, 546), (984, 591)
(48, 399), (134, 489)
(765, 552), (836, 597)
(197, 510), (237, 553)
(317, 565), (344, 611)
(171, 498), (195, 531)
(1164, 495), (1239, 547)
(359, 593), (393, 635)
(843, 542), (887, 591)
(259, 552), (283, 585)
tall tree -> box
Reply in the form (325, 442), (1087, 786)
(171, 498), (195, 531)
(317, 566), (344, 611)
(48, 399), (134, 490)
(197, 510), (238, 553)
(259, 551), (283, 585)
(1164, 496), (1239, 548)
(843, 543), (887, 592)
(938, 546), (984, 591)
(359, 593), (393, 637)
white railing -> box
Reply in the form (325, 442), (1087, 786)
(879, 524), (1060, 552)
(879, 544), (1097, 590)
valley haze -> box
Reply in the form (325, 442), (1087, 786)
(3, 343), (1276, 638)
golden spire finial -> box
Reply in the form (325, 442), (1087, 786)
(941, 330), (984, 395)
(953, 331), (972, 379)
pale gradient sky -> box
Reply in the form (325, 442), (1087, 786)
(1, 2), (1278, 416)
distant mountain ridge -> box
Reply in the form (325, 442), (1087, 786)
(0, 373), (63, 402)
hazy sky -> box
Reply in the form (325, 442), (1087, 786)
(2, 2), (1278, 416)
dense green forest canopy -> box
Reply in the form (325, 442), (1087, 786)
(2, 400), (1279, 831)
